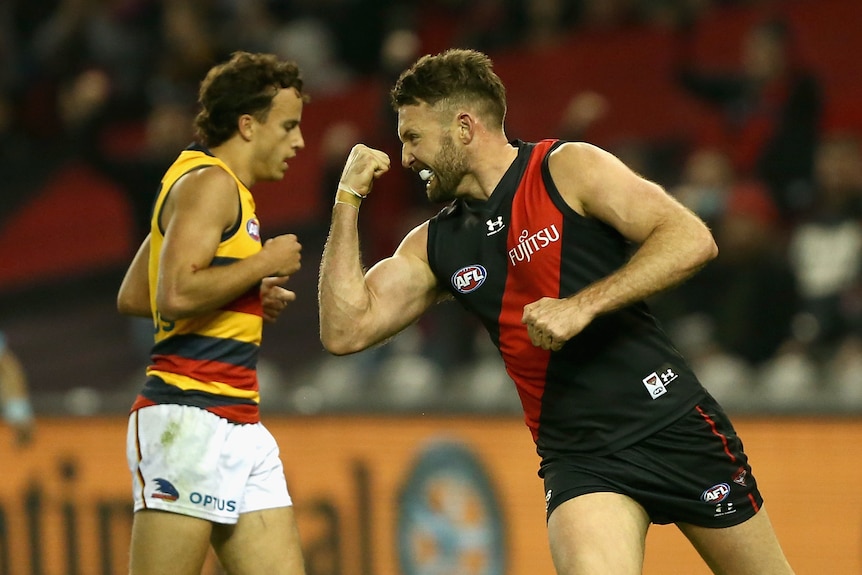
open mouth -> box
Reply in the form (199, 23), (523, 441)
(419, 168), (434, 183)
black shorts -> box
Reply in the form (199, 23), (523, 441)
(539, 394), (763, 528)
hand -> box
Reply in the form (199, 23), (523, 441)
(261, 234), (302, 277)
(260, 276), (296, 323)
(522, 297), (591, 351)
(338, 144), (391, 197)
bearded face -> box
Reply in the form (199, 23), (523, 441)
(427, 130), (469, 203)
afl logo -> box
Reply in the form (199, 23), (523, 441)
(701, 483), (731, 503)
(451, 265), (487, 294)
(246, 218), (261, 241)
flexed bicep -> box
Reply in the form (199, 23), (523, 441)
(320, 221), (440, 355)
(363, 253), (440, 343)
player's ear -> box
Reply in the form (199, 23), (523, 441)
(237, 114), (255, 141)
(457, 112), (475, 144)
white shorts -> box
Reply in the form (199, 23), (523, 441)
(127, 404), (292, 524)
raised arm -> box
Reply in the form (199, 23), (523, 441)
(522, 142), (718, 350)
(318, 144), (442, 355)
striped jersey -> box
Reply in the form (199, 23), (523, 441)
(131, 145), (264, 424)
(427, 140), (707, 455)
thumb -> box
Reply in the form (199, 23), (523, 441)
(262, 276), (291, 288)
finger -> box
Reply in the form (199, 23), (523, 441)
(262, 276), (289, 289)
(281, 290), (296, 303)
(527, 326), (542, 347)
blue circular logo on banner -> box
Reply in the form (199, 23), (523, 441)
(397, 439), (506, 575)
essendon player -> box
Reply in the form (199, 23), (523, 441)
(318, 49), (795, 574)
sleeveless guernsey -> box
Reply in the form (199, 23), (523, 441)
(427, 140), (708, 455)
(131, 145), (264, 424)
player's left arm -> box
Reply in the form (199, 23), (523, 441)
(117, 234), (153, 318)
(522, 141), (718, 350)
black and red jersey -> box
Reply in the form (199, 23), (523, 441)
(427, 140), (707, 456)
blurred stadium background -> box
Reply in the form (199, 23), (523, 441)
(3, 0), (862, 417)
(1, 0), (861, 573)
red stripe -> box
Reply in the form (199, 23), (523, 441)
(498, 141), (562, 442)
(747, 493), (760, 513)
(222, 286), (263, 316)
(151, 355), (258, 391)
(129, 394), (259, 423)
(208, 403), (260, 424)
(696, 405), (737, 462)
(134, 412), (147, 509)
(131, 395), (156, 413)
(132, 395), (260, 426)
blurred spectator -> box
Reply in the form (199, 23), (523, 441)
(26, 0), (162, 131)
(95, 101), (196, 241)
(786, 132), (862, 354)
(661, 180), (798, 368)
(577, 0), (638, 29)
(557, 90), (610, 142)
(676, 16), (822, 222)
(672, 146), (736, 227)
(518, 0), (576, 49)
(271, 16), (354, 95)
(318, 120), (362, 230)
(0, 332), (34, 446)
(444, 0), (520, 54)
(556, 90), (681, 184)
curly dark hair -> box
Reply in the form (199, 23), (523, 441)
(194, 51), (308, 147)
(390, 48), (507, 128)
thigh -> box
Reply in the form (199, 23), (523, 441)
(678, 507), (794, 575)
(130, 509), (212, 575)
(547, 492), (650, 575)
(212, 506), (306, 575)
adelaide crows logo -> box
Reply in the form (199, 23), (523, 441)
(152, 478), (180, 502)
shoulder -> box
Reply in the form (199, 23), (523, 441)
(175, 164), (236, 193)
(546, 142), (619, 214)
(547, 141), (609, 177)
(397, 220), (431, 259)
(169, 164), (239, 209)
(161, 164), (241, 230)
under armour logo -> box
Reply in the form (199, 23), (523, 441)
(486, 216), (506, 236)
(643, 365), (678, 399)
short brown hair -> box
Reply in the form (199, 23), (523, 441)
(390, 49), (507, 128)
(194, 51), (307, 147)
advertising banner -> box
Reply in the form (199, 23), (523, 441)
(0, 416), (858, 574)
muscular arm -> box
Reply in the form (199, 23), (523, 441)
(157, 167), (301, 320)
(117, 234), (152, 317)
(523, 142), (718, 349)
(318, 208), (440, 356)
(318, 144), (441, 355)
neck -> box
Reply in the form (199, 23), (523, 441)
(210, 140), (255, 188)
(462, 137), (518, 200)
